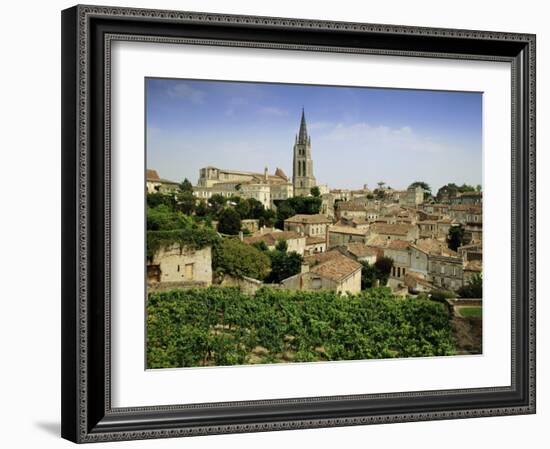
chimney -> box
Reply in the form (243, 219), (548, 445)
(264, 166), (268, 182)
(238, 231), (243, 241)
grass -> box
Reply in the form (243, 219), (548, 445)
(457, 306), (482, 318)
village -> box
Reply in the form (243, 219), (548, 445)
(146, 110), (482, 303)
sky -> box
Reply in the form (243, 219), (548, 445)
(146, 78), (482, 193)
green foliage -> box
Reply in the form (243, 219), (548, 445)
(176, 192), (196, 215)
(437, 183), (478, 201)
(265, 250), (303, 284)
(147, 192), (176, 209)
(212, 238), (271, 280)
(447, 224), (465, 251)
(274, 196), (322, 228)
(409, 181), (431, 194)
(310, 186), (321, 197)
(146, 287), (456, 368)
(217, 208), (242, 235)
(458, 306), (482, 318)
(178, 178), (194, 193)
(147, 226), (219, 259)
(457, 273), (482, 298)
(360, 261), (378, 289)
(147, 204), (189, 231)
(275, 239), (288, 252)
(251, 240), (269, 252)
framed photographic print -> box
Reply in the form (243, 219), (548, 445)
(61, 4), (536, 443)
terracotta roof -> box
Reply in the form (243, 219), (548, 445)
(328, 225), (368, 236)
(345, 242), (378, 258)
(306, 236), (327, 245)
(412, 239), (458, 258)
(285, 214), (332, 224)
(146, 169), (160, 181)
(304, 249), (342, 266)
(385, 239), (410, 250)
(244, 231), (303, 246)
(274, 167), (289, 180)
(369, 223), (415, 236)
(337, 202), (366, 211)
(310, 253), (362, 282)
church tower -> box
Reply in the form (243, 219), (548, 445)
(292, 109), (316, 196)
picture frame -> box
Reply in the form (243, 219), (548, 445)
(61, 4), (536, 443)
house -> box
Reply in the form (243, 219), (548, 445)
(368, 222), (419, 242)
(243, 230), (306, 255)
(284, 214), (332, 238)
(336, 201), (367, 220)
(305, 236), (327, 255)
(340, 242), (378, 264)
(457, 242), (483, 262)
(383, 240), (411, 285)
(328, 225), (368, 248)
(146, 169), (179, 194)
(147, 243), (213, 289)
(281, 251), (362, 295)
(413, 239), (464, 291)
(417, 218), (457, 239)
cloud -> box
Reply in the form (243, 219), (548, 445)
(166, 82), (206, 104)
(323, 122), (443, 154)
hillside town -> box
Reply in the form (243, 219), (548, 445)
(146, 110), (482, 300)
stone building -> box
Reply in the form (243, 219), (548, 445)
(368, 223), (419, 242)
(281, 251), (362, 295)
(284, 214), (332, 238)
(146, 169), (179, 194)
(292, 109), (317, 196)
(243, 230), (306, 256)
(400, 185), (424, 207)
(413, 239), (464, 291)
(328, 225), (368, 248)
(193, 166), (293, 210)
(147, 243), (213, 289)
(305, 236), (327, 255)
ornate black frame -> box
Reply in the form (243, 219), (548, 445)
(61, 4), (536, 443)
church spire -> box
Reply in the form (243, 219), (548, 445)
(298, 108), (308, 144)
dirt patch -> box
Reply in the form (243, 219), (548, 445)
(451, 315), (482, 355)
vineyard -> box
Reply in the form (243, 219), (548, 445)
(146, 287), (456, 368)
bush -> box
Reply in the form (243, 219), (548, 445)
(212, 238), (271, 280)
(217, 208), (242, 235)
(457, 273), (482, 298)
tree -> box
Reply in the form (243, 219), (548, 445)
(147, 192), (177, 210)
(212, 238), (271, 281)
(457, 273), (482, 298)
(374, 256), (394, 286)
(409, 181), (431, 193)
(195, 200), (209, 217)
(360, 261), (378, 289)
(176, 192), (196, 215)
(310, 186), (321, 197)
(217, 208), (241, 235)
(265, 250), (303, 283)
(246, 198), (266, 219)
(235, 199), (251, 219)
(178, 178), (193, 193)
(147, 204), (189, 231)
(208, 194), (227, 217)
(275, 239), (288, 252)
(409, 181), (432, 200)
(377, 181), (386, 190)
(447, 224), (465, 251)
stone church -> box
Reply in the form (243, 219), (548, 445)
(292, 109), (317, 196)
(192, 109), (319, 209)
